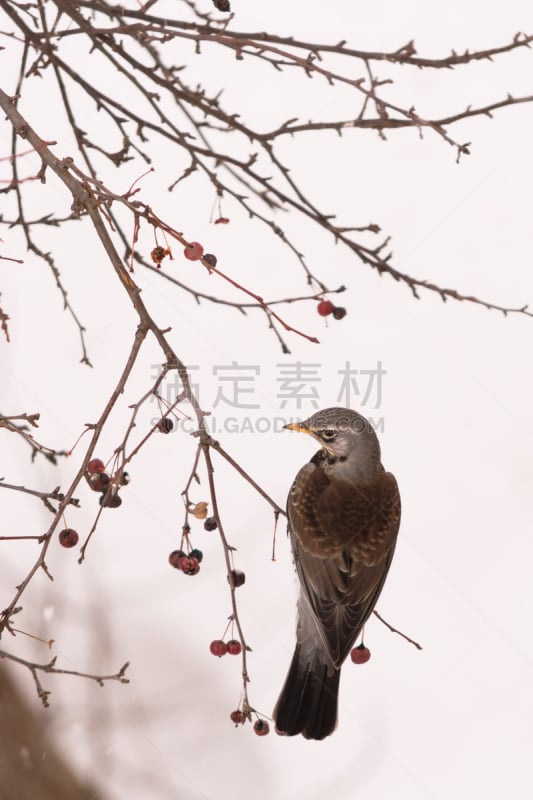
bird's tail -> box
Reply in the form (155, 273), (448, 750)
(273, 644), (341, 740)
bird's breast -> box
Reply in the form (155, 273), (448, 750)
(288, 462), (399, 563)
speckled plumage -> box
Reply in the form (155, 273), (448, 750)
(273, 408), (401, 740)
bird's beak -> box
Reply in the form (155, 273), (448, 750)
(283, 421), (310, 434)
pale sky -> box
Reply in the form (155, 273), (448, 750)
(2, 2), (533, 798)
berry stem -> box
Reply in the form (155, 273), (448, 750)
(142, 208), (320, 346)
(78, 506), (105, 565)
(220, 616), (235, 641)
(181, 443), (203, 531)
(201, 443), (251, 701)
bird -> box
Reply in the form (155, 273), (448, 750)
(273, 407), (401, 740)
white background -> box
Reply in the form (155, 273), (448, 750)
(1, 1), (533, 798)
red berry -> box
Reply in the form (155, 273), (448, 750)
(229, 569), (246, 588)
(350, 643), (371, 664)
(230, 709), (245, 725)
(176, 555), (200, 575)
(253, 719), (270, 736)
(157, 417), (174, 433)
(182, 557), (200, 576)
(88, 472), (110, 492)
(204, 517), (217, 531)
(59, 528), (79, 548)
(210, 639), (228, 657)
(183, 242), (204, 261)
(333, 306), (347, 320)
(317, 300), (335, 317)
(226, 639), (242, 656)
(168, 549), (186, 569)
(87, 458), (105, 474)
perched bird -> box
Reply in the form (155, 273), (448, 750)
(273, 407), (401, 740)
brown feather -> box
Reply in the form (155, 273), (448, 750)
(288, 457), (400, 667)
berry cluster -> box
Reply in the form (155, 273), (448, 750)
(209, 638), (242, 657)
(182, 242), (218, 271)
(172, 487), (253, 731)
(86, 458), (127, 508)
(168, 548), (203, 576)
(317, 299), (347, 320)
(168, 512), (208, 576)
(228, 710), (270, 736)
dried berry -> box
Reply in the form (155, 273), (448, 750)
(203, 253), (217, 268)
(120, 471), (131, 486)
(226, 639), (242, 656)
(350, 643), (371, 664)
(189, 548), (203, 563)
(209, 639), (228, 657)
(230, 709), (245, 725)
(59, 528), (79, 548)
(183, 242), (204, 261)
(87, 458), (105, 474)
(157, 417), (174, 434)
(99, 492), (122, 508)
(317, 300), (335, 317)
(151, 246), (168, 265)
(333, 306), (347, 320)
(212, 0), (231, 12)
(253, 719), (270, 737)
(229, 569), (246, 588)
(204, 516), (217, 531)
(168, 549), (186, 569)
(190, 501), (208, 520)
(88, 472), (110, 492)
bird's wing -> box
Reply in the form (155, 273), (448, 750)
(288, 460), (401, 666)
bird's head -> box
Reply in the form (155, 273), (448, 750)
(284, 407), (381, 478)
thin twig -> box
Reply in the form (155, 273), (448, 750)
(373, 609), (423, 650)
(0, 648), (129, 708)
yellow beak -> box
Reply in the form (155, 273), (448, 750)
(283, 421), (310, 434)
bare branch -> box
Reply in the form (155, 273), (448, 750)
(0, 648), (129, 708)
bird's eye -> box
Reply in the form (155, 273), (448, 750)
(321, 429), (336, 440)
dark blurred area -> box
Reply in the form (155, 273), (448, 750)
(0, 664), (103, 800)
